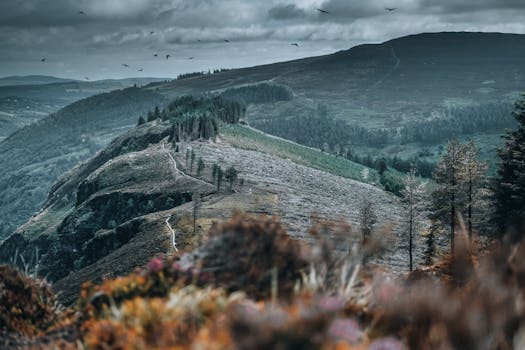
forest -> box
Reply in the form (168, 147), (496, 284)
(219, 83), (293, 105)
(252, 101), (516, 179)
(254, 102), (515, 149)
(139, 95), (245, 141)
(400, 103), (516, 144)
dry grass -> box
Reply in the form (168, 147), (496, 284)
(3, 215), (525, 349)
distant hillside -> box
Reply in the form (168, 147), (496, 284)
(1, 31), (524, 240)
(0, 87), (168, 239)
(0, 96), (56, 141)
(152, 32), (525, 161)
(0, 75), (75, 87)
(0, 77), (169, 140)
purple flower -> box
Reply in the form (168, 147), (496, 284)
(317, 295), (346, 313)
(199, 271), (211, 284)
(147, 257), (164, 272)
(368, 337), (404, 350)
(329, 318), (362, 344)
(171, 262), (181, 271)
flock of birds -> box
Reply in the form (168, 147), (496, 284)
(39, 7), (398, 80)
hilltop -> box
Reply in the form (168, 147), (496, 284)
(152, 32), (525, 161)
(0, 31), (523, 240)
(0, 77), (168, 141)
(0, 75), (75, 86)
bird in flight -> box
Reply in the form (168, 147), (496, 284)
(187, 57), (194, 60)
(84, 77), (90, 81)
(150, 31), (155, 35)
(166, 54), (171, 60)
(153, 53), (158, 57)
(317, 8), (330, 14)
(291, 43), (299, 47)
(385, 7), (397, 12)
(40, 58), (46, 62)
(138, 68), (143, 72)
(122, 64), (129, 68)
(78, 11), (86, 15)
(224, 39), (230, 43)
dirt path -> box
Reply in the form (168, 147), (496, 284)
(370, 46), (401, 90)
(166, 215), (178, 252)
(162, 141), (179, 178)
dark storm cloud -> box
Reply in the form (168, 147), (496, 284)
(419, 0), (525, 14)
(0, 0), (159, 28)
(317, 0), (389, 20)
(268, 4), (307, 20)
(0, 0), (524, 79)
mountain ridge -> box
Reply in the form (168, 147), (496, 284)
(0, 116), (408, 304)
(0, 31), (523, 240)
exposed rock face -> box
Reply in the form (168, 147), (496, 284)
(0, 121), (214, 282)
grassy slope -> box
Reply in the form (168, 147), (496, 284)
(221, 124), (380, 184)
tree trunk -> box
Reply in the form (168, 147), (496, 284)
(468, 178), (473, 239)
(409, 206), (413, 271)
(451, 191), (455, 254)
(451, 167), (456, 255)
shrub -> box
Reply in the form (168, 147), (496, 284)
(0, 265), (61, 336)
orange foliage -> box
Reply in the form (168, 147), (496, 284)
(0, 265), (62, 336)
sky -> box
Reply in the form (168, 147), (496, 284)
(1, 0), (525, 80)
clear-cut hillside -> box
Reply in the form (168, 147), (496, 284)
(0, 119), (417, 304)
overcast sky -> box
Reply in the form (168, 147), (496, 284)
(1, 0), (525, 80)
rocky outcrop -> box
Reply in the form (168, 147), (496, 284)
(0, 121), (215, 283)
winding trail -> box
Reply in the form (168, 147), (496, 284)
(370, 46), (401, 90)
(165, 216), (178, 252)
(162, 141), (179, 178)
(161, 141), (180, 251)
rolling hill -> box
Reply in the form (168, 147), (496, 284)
(0, 31), (523, 241)
(0, 114), (409, 304)
(151, 32), (525, 161)
(0, 75), (75, 87)
(0, 76), (169, 140)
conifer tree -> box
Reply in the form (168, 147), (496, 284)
(154, 105), (161, 119)
(461, 141), (488, 238)
(190, 149), (196, 173)
(377, 158), (388, 177)
(212, 163), (219, 182)
(216, 167), (223, 191)
(359, 198), (377, 241)
(197, 158), (205, 176)
(192, 192), (201, 233)
(494, 95), (525, 240)
(401, 166), (427, 271)
(225, 166), (238, 192)
(431, 139), (466, 253)
(137, 116), (146, 126)
(147, 110), (155, 122)
(424, 219), (440, 266)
